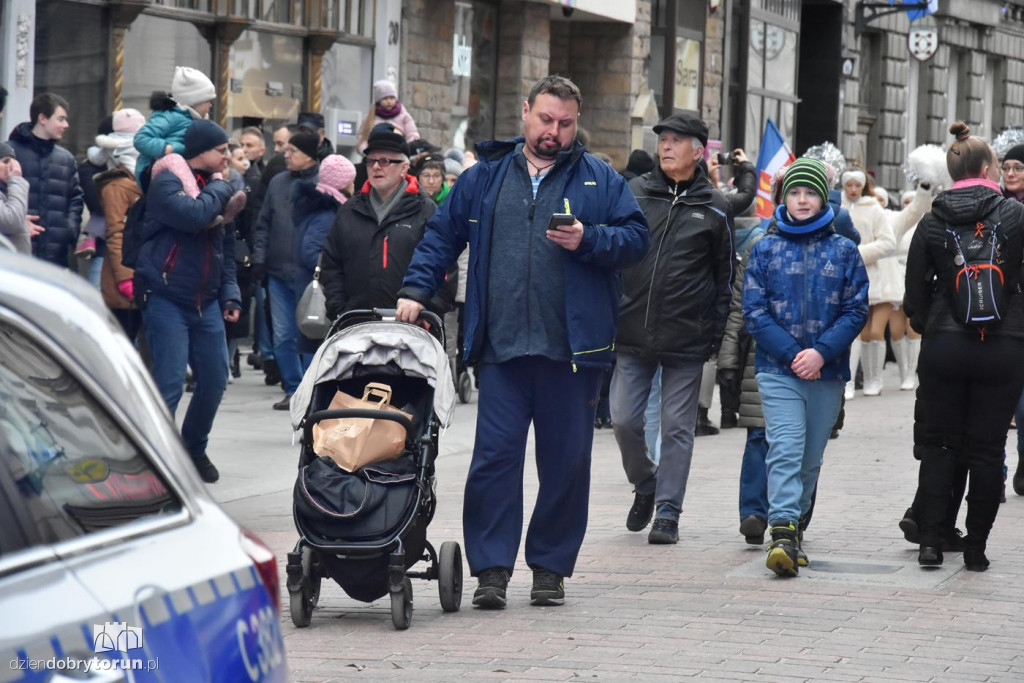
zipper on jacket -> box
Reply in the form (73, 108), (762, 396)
(383, 235), (389, 269)
(644, 197), (680, 331)
(571, 342), (615, 373)
(162, 245), (180, 285)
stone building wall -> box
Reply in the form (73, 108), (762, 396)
(494, 1), (551, 139)
(400, 0), (455, 147)
(702, 7), (724, 141)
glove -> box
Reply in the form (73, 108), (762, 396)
(717, 368), (740, 396)
(251, 262), (267, 285)
(117, 279), (134, 300)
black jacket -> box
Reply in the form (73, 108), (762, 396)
(8, 122), (84, 264)
(619, 165), (735, 362)
(724, 160), (756, 216)
(252, 164), (319, 283)
(321, 177), (453, 320)
(905, 184), (1024, 339)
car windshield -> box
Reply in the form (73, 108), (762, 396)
(0, 320), (181, 556)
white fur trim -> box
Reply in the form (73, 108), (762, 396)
(842, 170), (866, 187)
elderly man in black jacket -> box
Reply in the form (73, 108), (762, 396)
(8, 92), (84, 268)
(612, 113), (735, 545)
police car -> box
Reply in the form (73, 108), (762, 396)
(0, 252), (286, 682)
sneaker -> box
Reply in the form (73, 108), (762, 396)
(530, 568), (564, 606)
(766, 521), (799, 577)
(898, 507), (919, 544)
(472, 567), (509, 609)
(273, 394), (293, 411)
(739, 515), (767, 545)
(648, 518), (678, 544)
(192, 454), (220, 483)
(626, 491), (655, 531)
(75, 235), (97, 259)
(795, 527), (808, 568)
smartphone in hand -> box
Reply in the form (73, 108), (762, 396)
(546, 213), (575, 231)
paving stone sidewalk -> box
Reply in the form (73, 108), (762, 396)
(207, 365), (1024, 682)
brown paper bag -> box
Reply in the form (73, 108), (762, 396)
(311, 383), (412, 472)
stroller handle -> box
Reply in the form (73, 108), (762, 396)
(329, 308), (445, 346)
(303, 408), (415, 445)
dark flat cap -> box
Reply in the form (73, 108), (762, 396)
(653, 113), (709, 147)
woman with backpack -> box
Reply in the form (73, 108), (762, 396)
(904, 122), (1024, 571)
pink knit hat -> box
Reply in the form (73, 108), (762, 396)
(113, 108), (146, 135)
(316, 155), (357, 204)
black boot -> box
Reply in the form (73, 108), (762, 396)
(720, 411), (738, 429)
(1014, 455), (1024, 496)
(230, 348), (241, 378)
(695, 407), (719, 437)
(263, 358), (282, 386)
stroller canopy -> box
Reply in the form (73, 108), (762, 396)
(290, 321), (457, 430)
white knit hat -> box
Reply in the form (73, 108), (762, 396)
(171, 66), (216, 108)
(372, 79), (398, 104)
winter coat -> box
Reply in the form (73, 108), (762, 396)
(293, 178), (343, 284)
(724, 160), (757, 216)
(321, 176), (448, 320)
(842, 193), (896, 305)
(398, 137), (649, 371)
(743, 213), (870, 382)
(619, 164), (734, 363)
(133, 154), (240, 310)
(905, 184), (1024, 339)
(0, 176), (31, 254)
(133, 106), (197, 188)
(719, 227), (765, 428)
(8, 122), (84, 264)
(359, 108), (420, 152)
(252, 164), (319, 284)
(96, 168), (141, 310)
(877, 184), (932, 306)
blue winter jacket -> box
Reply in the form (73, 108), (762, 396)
(292, 178), (342, 288)
(134, 162), (240, 311)
(133, 108), (195, 188)
(398, 137), (650, 370)
(743, 212), (869, 382)
(8, 123), (84, 265)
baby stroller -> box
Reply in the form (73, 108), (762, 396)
(286, 308), (461, 630)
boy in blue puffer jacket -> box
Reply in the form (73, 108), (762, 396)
(743, 158), (869, 577)
(134, 66), (216, 191)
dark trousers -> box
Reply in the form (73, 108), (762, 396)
(913, 333), (1024, 547)
(463, 357), (602, 578)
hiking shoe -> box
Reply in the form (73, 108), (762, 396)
(648, 518), (679, 544)
(739, 515), (767, 545)
(766, 521), (799, 577)
(192, 454), (220, 483)
(626, 491), (655, 531)
(941, 528), (966, 553)
(530, 568), (564, 606)
(273, 394), (293, 411)
(75, 235), (97, 259)
(898, 507), (919, 544)
(472, 567), (509, 609)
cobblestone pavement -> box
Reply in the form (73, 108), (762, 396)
(202, 363), (1024, 682)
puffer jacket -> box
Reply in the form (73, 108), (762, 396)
(96, 168), (141, 310)
(619, 164), (734, 362)
(842, 193), (896, 304)
(252, 164), (319, 283)
(133, 99), (198, 188)
(905, 183), (1024, 339)
(8, 122), (84, 264)
(719, 228), (765, 428)
(293, 178), (343, 284)
(134, 154), (240, 310)
(743, 211), (870, 381)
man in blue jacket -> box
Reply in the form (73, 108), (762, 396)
(135, 120), (241, 484)
(8, 92), (84, 267)
(396, 76), (649, 609)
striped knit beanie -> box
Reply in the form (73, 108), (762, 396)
(782, 157), (830, 203)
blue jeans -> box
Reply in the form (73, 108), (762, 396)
(738, 427), (769, 520)
(254, 283), (274, 360)
(756, 373), (842, 526)
(267, 275), (310, 394)
(143, 294), (229, 459)
(644, 367), (662, 465)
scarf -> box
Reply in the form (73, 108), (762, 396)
(317, 183), (348, 205)
(376, 101), (404, 119)
(370, 178), (408, 224)
(951, 177), (1003, 194)
(773, 204), (835, 236)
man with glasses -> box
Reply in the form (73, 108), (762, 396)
(320, 124), (449, 320)
(133, 119), (243, 483)
(252, 128), (321, 410)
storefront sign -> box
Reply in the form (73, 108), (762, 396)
(453, 35), (472, 78)
(674, 38), (701, 112)
(908, 26), (938, 62)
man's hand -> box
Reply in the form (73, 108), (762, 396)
(732, 148), (749, 164)
(791, 348), (825, 381)
(223, 308), (240, 324)
(396, 297), (424, 323)
(546, 219), (584, 251)
(27, 215), (44, 237)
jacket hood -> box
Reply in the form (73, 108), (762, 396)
(95, 132), (135, 150)
(474, 137), (586, 167)
(10, 122), (56, 154)
(93, 167), (135, 195)
(931, 184), (1007, 225)
(292, 177), (342, 225)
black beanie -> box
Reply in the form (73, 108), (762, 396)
(183, 119), (229, 159)
(626, 149), (655, 176)
(1004, 145), (1024, 165)
(289, 130), (320, 160)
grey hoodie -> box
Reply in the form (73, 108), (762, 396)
(0, 175), (30, 254)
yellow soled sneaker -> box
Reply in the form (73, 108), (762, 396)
(766, 521), (800, 577)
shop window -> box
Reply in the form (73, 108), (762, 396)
(226, 29), (303, 124)
(743, 18), (798, 157)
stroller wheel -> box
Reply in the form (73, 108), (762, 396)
(438, 541), (463, 613)
(289, 546), (318, 627)
(457, 371), (472, 404)
(391, 577), (413, 630)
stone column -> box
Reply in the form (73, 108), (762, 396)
(0, 0), (36, 140)
(307, 30), (342, 115)
(211, 18), (250, 129)
(494, 1), (551, 139)
(878, 31), (909, 189)
(107, 0), (149, 112)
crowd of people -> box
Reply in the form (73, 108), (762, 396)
(3, 68), (1024, 600)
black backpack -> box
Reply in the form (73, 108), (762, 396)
(945, 203), (1009, 330)
(120, 194), (147, 269)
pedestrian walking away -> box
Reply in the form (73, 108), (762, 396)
(395, 75), (648, 609)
